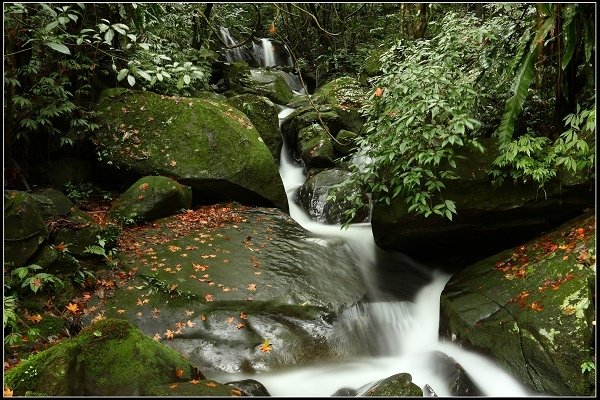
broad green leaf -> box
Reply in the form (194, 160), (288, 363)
(497, 51), (535, 144)
(46, 42), (71, 55)
(137, 70), (152, 81)
(127, 74), (136, 87)
(104, 28), (114, 43)
(138, 43), (150, 50)
(183, 74), (191, 85)
(98, 23), (109, 32)
(117, 69), (129, 81)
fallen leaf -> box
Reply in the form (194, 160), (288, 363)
(169, 384), (177, 389)
(4, 386), (13, 397)
(165, 330), (174, 340)
(200, 314), (207, 321)
(186, 320), (196, 328)
(236, 323), (245, 330)
(226, 317), (235, 325)
(206, 382), (217, 388)
(175, 367), (184, 378)
(136, 312), (143, 317)
(240, 312), (247, 319)
(185, 309), (194, 316)
(530, 302), (544, 312)
(247, 283), (257, 291)
(204, 293), (214, 302)
(259, 338), (272, 353)
(153, 333), (162, 341)
(230, 388), (242, 396)
(139, 183), (149, 190)
(25, 313), (43, 324)
(170, 160), (177, 167)
(374, 87), (384, 97)
(66, 303), (79, 314)
(190, 379), (200, 385)
(54, 243), (67, 252)
(116, 309), (126, 314)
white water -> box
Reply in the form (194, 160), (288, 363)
(220, 27), (245, 63)
(209, 108), (533, 397)
(260, 38), (276, 67)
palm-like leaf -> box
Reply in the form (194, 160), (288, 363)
(497, 51), (535, 144)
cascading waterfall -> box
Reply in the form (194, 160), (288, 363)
(207, 106), (533, 397)
(219, 27), (245, 63)
(260, 38), (276, 67)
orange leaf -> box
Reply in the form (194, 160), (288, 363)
(165, 329), (174, 340)
(139, 183), (149, 190)
(206, 382), (217, 388)
(66, 303), (79, 314)
(374, 87), (384, 97)
(117, 309), (126, 314)
(54, 243), (67, 252)
(236, 323), (245, 330)
(175, 367), (184, 378)
(239, 312), (247, 320)
(247, 283), (256, 291)
(4, 386), (13, 397)
(153, 333), (162, 341)
(230, 389), (242, 396)
(226, 317), (235, 325)
(186, 320), (196, 328)
(268, 23), (276, 35)
(169, 384), (177, 389)
(259, 338), (272, 353)
(200, 314), (207, 321)
(25, 313), (43, 324)
(530, 302), (544, 312)
(204, 293), (214, 302)
(190, 379), (200, 385)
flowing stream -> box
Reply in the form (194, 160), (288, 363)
(208, 107), (534, 396)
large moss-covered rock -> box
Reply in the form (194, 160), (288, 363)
(248, 69), (294, 105)
(108, 176), (192, 225)
(371, 139), (595, 265)
(30, 188), (99, 257)
(295, 168), (369, 224)
(297, 124), (336, 171)
(4, 318), (200, 396)
(84, 204), (366, 374)
(334, 129), (359, 155)
(361, 373), (423, 396)
(93, 88), (287, 211)
(228, 94), (282, 162)
(439, 213), (596, 395)
(313, 76), (368, 109)
(4, 191), (49, 268)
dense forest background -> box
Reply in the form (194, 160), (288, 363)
(4, 4), (595, 212)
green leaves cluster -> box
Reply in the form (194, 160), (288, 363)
(344, 12), (501, 222)
(491, 103), (596, 188)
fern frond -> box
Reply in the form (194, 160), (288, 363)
(497, 51), (535, 145)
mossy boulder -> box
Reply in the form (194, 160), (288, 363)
(295, 168), (369, 224)
(93, 88), (287, 211)
(439, 213), (596, 395)
(228, 94), (282, 162)
(108, 176), (192, 225)
(313, 76), (368, 109)
(248, 69), (294, 105)
(4, 318), (199, 396)
(30, 188), (99, 257)
(280, 106), (344, 157)
(84, 204), (366, 374)
(222, 61), (252, 94)
(334, 129), (359, 155)
(371, 138), (595, 265)
(297, 124), (336, 171)
(361, 373), (423, 396)
(4, 190), (49, 268)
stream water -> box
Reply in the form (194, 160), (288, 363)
(208, 107), (534, 396)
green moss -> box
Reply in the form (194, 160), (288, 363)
(298, 124), (335, 170)
(95, 89), (287, 210)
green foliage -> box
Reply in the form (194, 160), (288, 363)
(491, 103), (595, 188)
(581, 360), (596, 374)
(340, 12), (502, 224)
(11, 264), (65, 295)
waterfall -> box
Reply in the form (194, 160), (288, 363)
(260, 38), (276, 67)
(207, 107), (533, 397)
(219, 27), (245, 63)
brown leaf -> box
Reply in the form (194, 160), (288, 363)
(175, 367), (184, 378)
(206, 382), (217, 388)
(530, 302), (544, 312)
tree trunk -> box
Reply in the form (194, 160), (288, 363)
(414, 3), (428, 39)
(192, 3), (213, 50)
